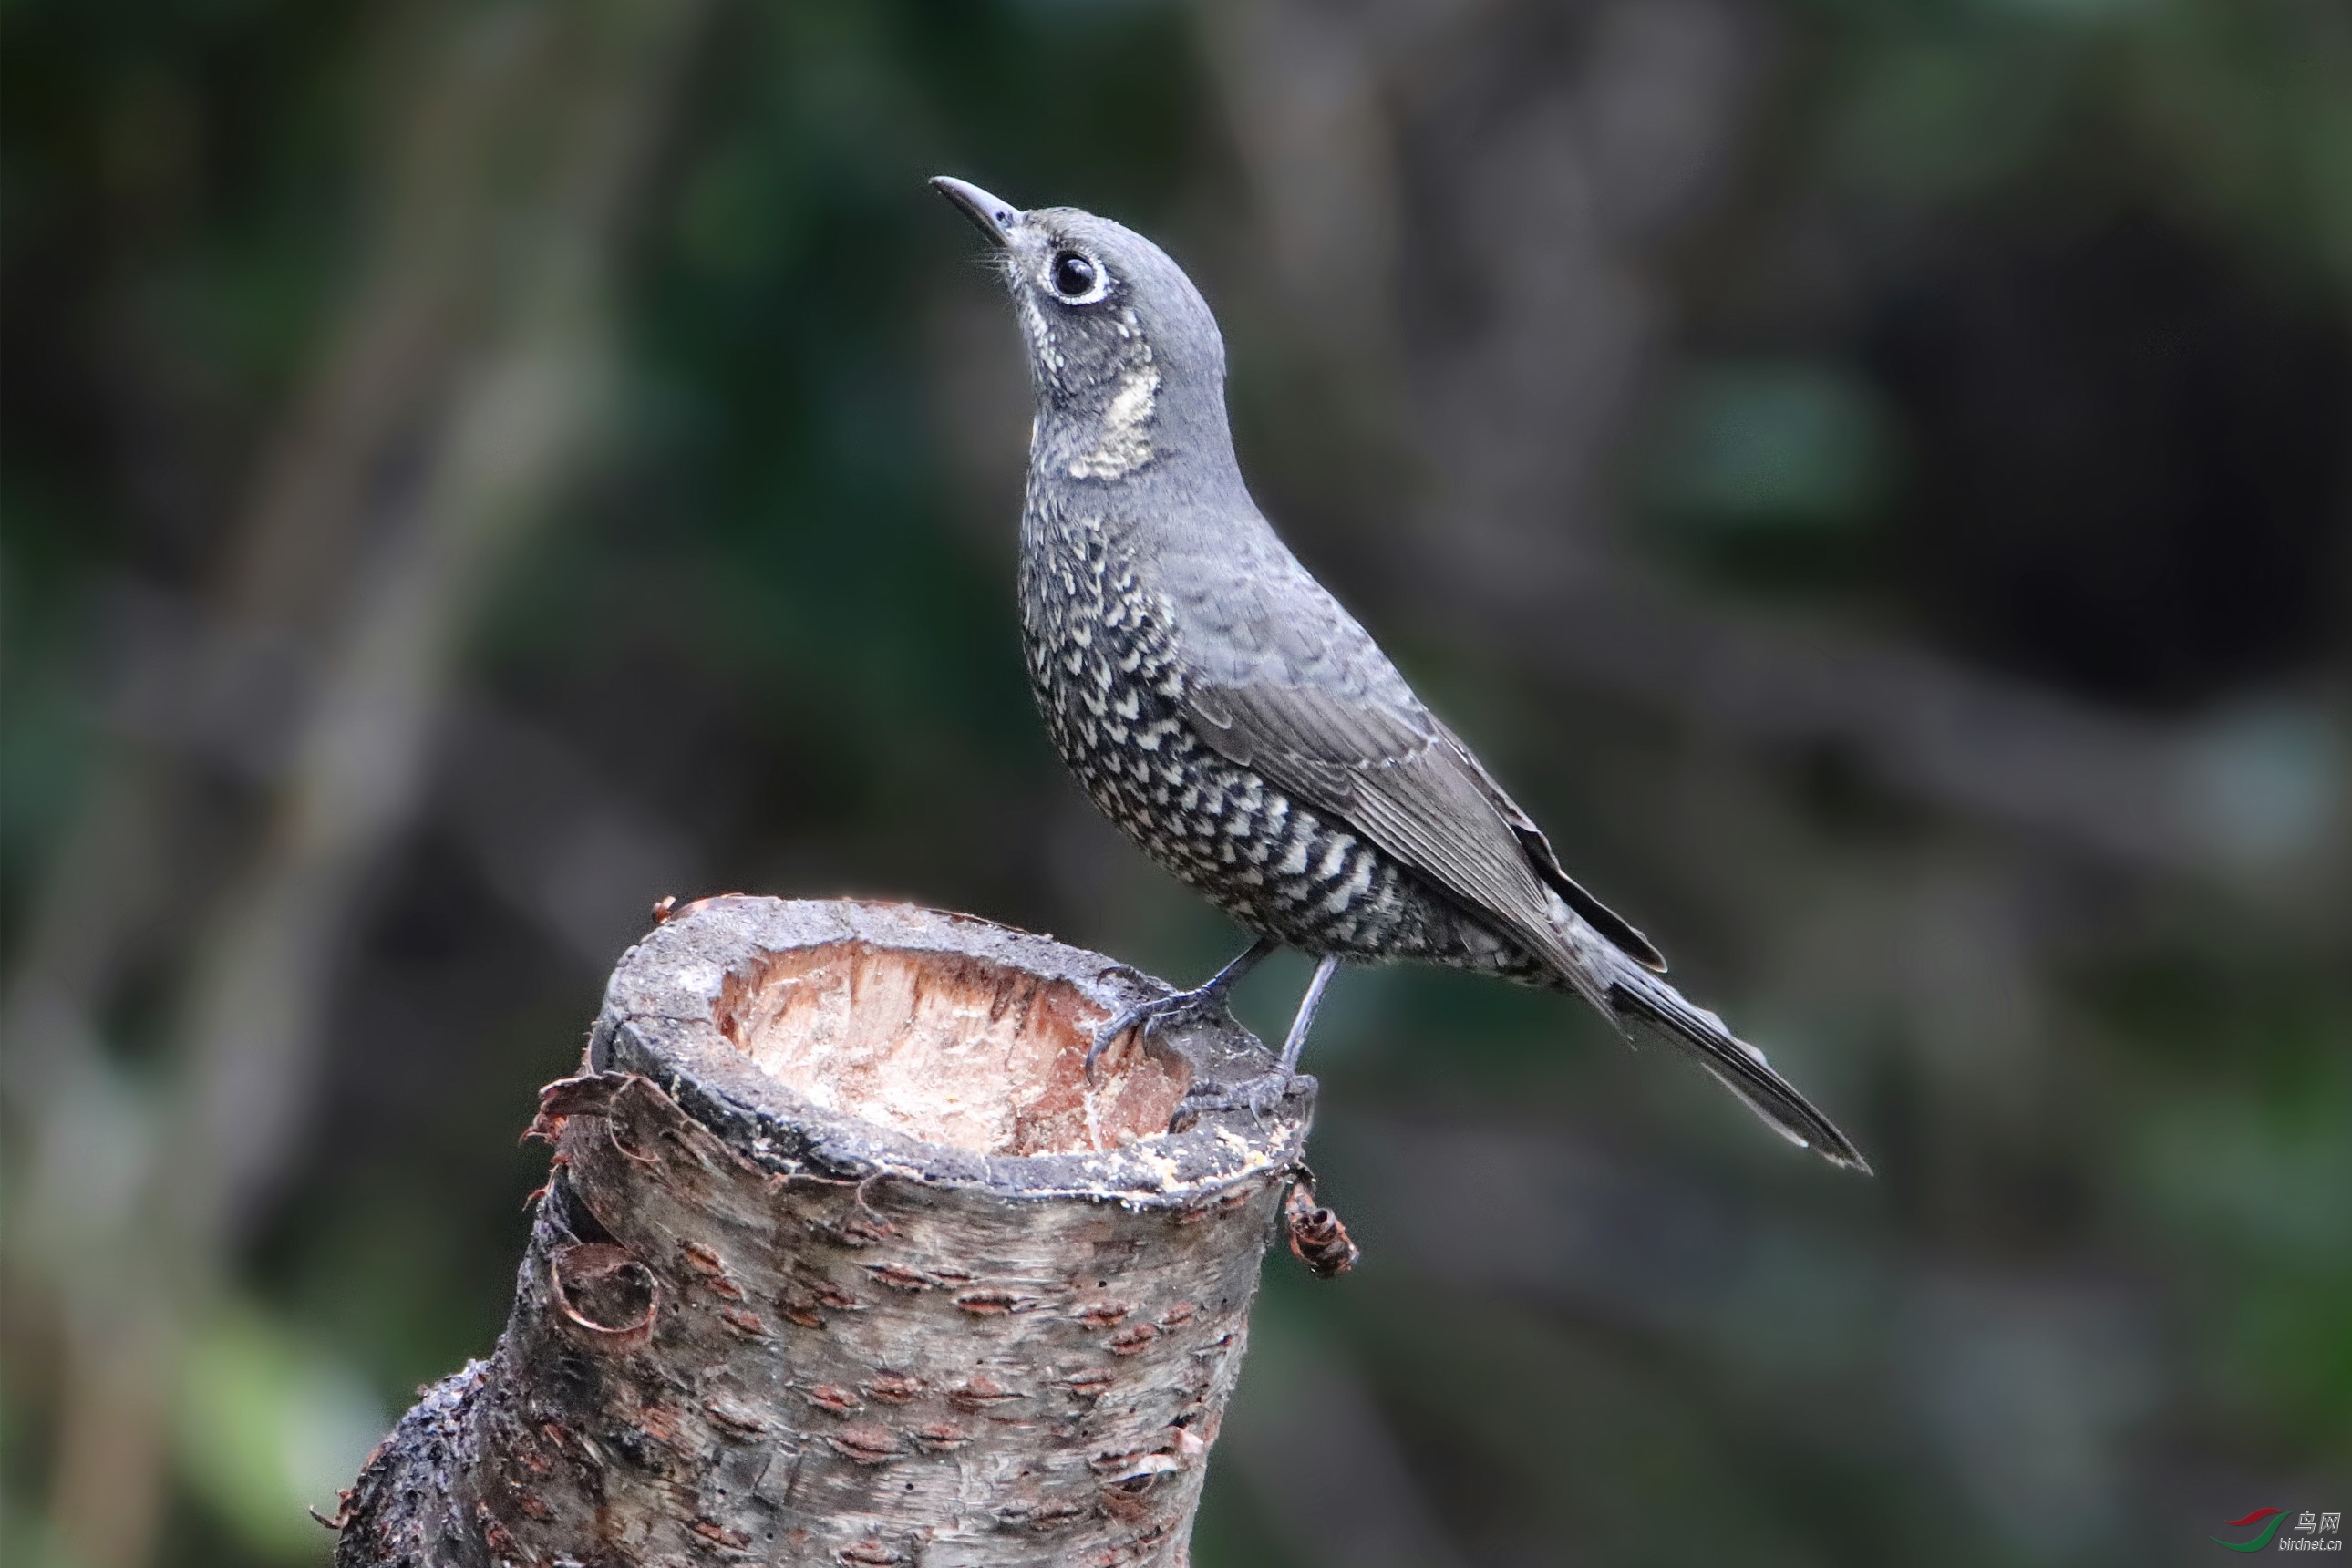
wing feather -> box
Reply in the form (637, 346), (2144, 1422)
(1188, 676), (1625, 978)
(1162, 542), (1661, 973)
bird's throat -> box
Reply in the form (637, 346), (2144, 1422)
(1064, 363), (1161, 480)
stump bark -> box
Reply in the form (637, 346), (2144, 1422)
(332, 896), (1318, 1567)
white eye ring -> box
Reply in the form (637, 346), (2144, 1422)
(1047, 248), (1109, 305)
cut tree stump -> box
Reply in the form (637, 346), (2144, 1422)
(332, 896), (1320, 1567)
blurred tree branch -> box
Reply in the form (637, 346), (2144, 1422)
(1424, 562), (2349, 900)
(87, 574), (711, 970)
(0, 3), (712, 1563)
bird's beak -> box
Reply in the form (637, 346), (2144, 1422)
(930, 176), (1018, 247)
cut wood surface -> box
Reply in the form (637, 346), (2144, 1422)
(333, 896), (1319, 1567)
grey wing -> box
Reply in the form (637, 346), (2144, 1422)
(1164, 555), (1664, 975)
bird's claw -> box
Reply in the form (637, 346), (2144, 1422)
(1165, 1069), (1311, 1131)
(1084, 985), (1237, 1081)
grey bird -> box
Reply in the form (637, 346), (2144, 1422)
(933, 176), (1869, 1171)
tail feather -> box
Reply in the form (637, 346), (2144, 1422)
(1604, 965), (1872, 1173)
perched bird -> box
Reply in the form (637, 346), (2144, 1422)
(933, 176), (1869, 1171)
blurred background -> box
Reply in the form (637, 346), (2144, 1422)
(4, 0), (2347, 1563)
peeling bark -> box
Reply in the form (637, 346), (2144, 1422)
(335, 896), (1316, 1566)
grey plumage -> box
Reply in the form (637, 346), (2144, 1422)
(933, 176), (1868, 1172)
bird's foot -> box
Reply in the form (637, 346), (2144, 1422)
(1166, 1069), (1315, 1131)
(1085, 983), (1241, 1080)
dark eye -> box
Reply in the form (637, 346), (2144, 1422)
(1050, 250), (1103, 301)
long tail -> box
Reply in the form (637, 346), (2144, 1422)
(1602, 961), (1871, 1171)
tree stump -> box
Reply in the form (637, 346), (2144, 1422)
(332, 896), (1318, 1567)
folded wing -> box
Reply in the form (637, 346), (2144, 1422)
(1181, 651), (1662, 979)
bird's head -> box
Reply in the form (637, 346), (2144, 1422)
(932, 176), (1230, 480)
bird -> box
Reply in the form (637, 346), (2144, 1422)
(932, 175), (1870, 1172)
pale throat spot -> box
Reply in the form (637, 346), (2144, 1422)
(1068, 362), (1161, 480)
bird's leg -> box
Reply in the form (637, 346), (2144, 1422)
(1277, 954), (1341, 1072)
(1086, 935), (1279, 1079)
(1168, 954), (1342, 1127)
